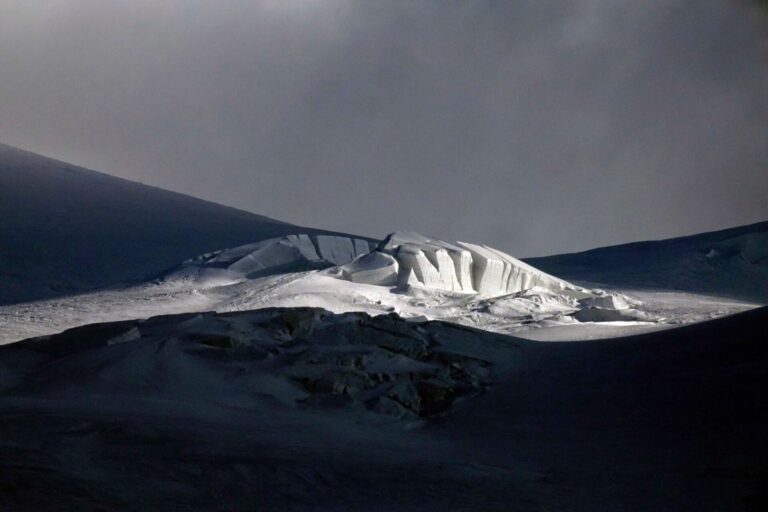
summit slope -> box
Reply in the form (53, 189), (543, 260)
(0, 143), (366, 305)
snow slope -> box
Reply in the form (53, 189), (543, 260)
(2, 231), (757, 344)
(0, 306), (765, 511)
(526, 221), (768, 303)
(0, 143), (371, 306)
(168, 233), (377, 285)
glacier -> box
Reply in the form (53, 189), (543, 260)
(169, 233), (376, 283)
(340, 231), (591, 298)
(170, 230), (591, 301)
(5, 229), (757, 345)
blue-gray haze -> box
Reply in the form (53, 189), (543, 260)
(1, 0), (766, 256)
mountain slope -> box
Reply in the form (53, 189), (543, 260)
(0, 306), (765, 510)
(526, 221), (768, 303)
(3, 230), (688, 344)
(0, 143), (358, 305)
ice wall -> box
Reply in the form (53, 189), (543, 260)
(378, 232), (475, 293)
(340, 232), (581, 297)
(317, 235), (373, 265)
(187, 231), (583, 299)
(174, 234), (375, 280)
(457, 241), (573, 295)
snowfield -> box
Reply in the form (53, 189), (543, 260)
(1, 232), (757, 344)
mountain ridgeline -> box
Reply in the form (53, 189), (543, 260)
(0, 143), (361, 306)
(526, 221), (768, 304)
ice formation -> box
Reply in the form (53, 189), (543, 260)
(174, 230), (593, 299)
(374, 233), (474, 292)
(340, 232), (589, 298)
(316, 235), (369, 265)
(339, 251), (399, 286)
(127, 231), (653, 342)
(171, 234), (375, 282)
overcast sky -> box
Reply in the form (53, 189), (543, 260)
(1, 0), (767, 256)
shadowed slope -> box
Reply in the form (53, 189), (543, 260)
(526, 221), (768, 303)
(0, 306), (765, 510)
(0, 143), (359, 305)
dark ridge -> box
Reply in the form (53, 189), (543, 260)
(0, 143), (369, 305)
(525, 220), (768, 303)
(0, 306), (765, 510)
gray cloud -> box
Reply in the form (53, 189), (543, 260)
(1, 0), (767, 256)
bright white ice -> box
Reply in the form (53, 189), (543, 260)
(0, 233), (758, 344)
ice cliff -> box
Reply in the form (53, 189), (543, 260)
(169, 234), (376, 283)
(338, 232), (590, 298)
(172, 231), (594, 300)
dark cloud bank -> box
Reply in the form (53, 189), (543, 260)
(1, 0), (767, 256)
